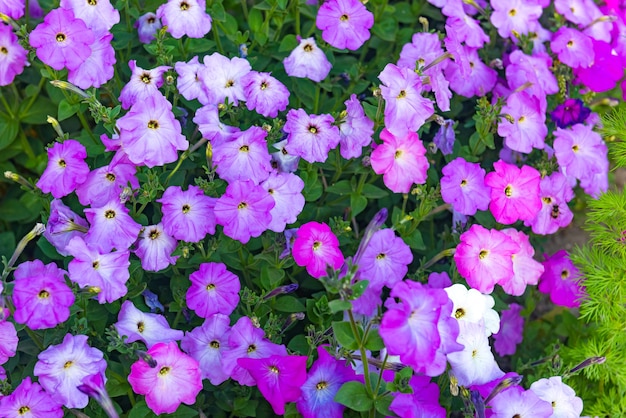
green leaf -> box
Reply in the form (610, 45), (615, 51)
(362, 184), (388, 199)
(273, 295), (306, 313)
(326, 180), (352, 195)
(334, 381), (374, 412)
(350, 193), (367, 217)
(0, 231), (15, 262)
(210, 2), (226, 21)
(374, 394), (394, 416)
(128, 401), (157, 418)
(469, 132), (486, 155)
(0, 115), (19, 151)
(328, 299), (352, 314)
(351, 280), (369, 299)
(276, 0), (288, 9)
(364, 329), (385, 351)
(18, 97), (56, 124)
(371, 17), (398, 42)
(248, 8), (263, 33)
(57, 99), (81, 121)
(403, 229), (425, 250)
(332, 321), (359, 350)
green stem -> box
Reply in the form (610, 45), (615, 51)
(0, 92), (13, 118)
(21, 76), (46, 116)
(347, 310), (373, 398)
(76, 110), (98, 145)
(240, 0), (249, 19)
(313, 84), (321, 114)
(420, 248), (456, 272)
(214, 23), (225, 55)
(293, 0), (300, 36)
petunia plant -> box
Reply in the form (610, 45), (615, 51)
(0, 0), (624, 416)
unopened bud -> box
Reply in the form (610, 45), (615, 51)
(50, 80), (90, 99)
(47, 116), (65, 139)
(569, 356), (606, 374)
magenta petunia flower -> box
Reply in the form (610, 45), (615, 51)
(493, 303), (524, 356)
(12, 260), (75, 330)
(489, 0), (542, 39)
(0, 377), (63, 417)
(66, 236), (130, 303)
(180, 314), (231, 385)
(526, 172), (574, 235)
(175, 56), (211, 103)
(199, 53), (251, 105)
(156, 0), (212, 39)
(338, 94), (374, 159)
(357, 228), (412, 291)
(135, 223), (178, 272)
(284, 109), (340, 163)
(283, 37), (332, 82)
(212, 126), (273, 184)
(75, 152), (138, 207)
(378, 63), (434, 137)
(214, 180), (275, 244)
(34, 334), (107, 409)
(292, 221), (344, 278)
(370, 128), (429, 193)
(43, 198), (89, 257)
(575, 39), (624, 93)
(222, 316), (287, 386)
(484, 160), (541, 225)
(67, 31), (116, 89)
(36, 140), (89, 199)
(538, 250), (585, 308)
(60, 0), (119, 33)
(239, 355), (308, 415)
(29, 8), (95, 71)
(241, 71), (290, 118)
(315, 0), (374, 50)
(134, 12), (161, 44)
(84, 199), (142, 253)
(186, 262), (240, 318)
(529, 376), (583, 418)
(498, 229), (543, 296)
(0, 24), (28, 86)
(440, 157), (490, 216)
(380, 280), (461, 376)
(296, 346), (357, 418)
(454, 224), (520, 294)
(117, 92), (189, 167)
(498, 91), (546, 153)
(551, 27), (594, 69)
(488, 387), (553, 418)
(115, 300), (184, 348)
(261, 171), (306, 233)
(128, 342), (203, 415)
(118, 60), (170, 109)
(158, 185), (217, 243)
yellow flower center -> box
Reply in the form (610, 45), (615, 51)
(38, 290), (50, 299)
(56, 33), (66, 42)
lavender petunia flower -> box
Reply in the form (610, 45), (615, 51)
(118, 60), (170, 109)
(315, 0), (374, 50)
(261, 171), (305, 232)
(0, 24), (28, 86)
(241, 71), (290, 118)
(283, 37), (332, 82)
(284, 109), (340, 164)
(84, 198), (141, 252)
(0, 377), (63, 417)
(134, 223), (178, 272)
(199, 53), (251, 105)
(212, 126), (273, 185)
(68, 31), (116, 89)
(158, 185), (217, 243)
(134, 12), (161, 44)
(43, 199), (89, 256)
(338, 94), (374, 159)
(156, 0), (212, 39)
(60, 0), (120, 33)
(186, 262), (240, 318)
(37, 140), (89, 199)
(440, 157), (490, 216)
(115, 300), (184, 348)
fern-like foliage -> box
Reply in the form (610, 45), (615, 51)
(603, 105), (626, 167)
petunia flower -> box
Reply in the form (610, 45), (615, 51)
(199, 52), (251, 105)
(261, 171), (306, 233)
(357, 228), (412, 291)
(538, 250), (585, 308)
(115, 300), (184, 348)
(43, 198), (89, 257)
(37, 139), (89, 199)
(134, 223), (178, 272)
(498, 229), (544, 296)
(134, 12), (161, 43)
(0, 377), (63, 417)
(338, 94), (374, 159)
(212, 125), (273, 184)
(186, 262), (240, 318)
(241, 71), (290, 118)
(68, 31), (116, 89)
(444, 46), (497, 98)
(34, 334), (107, 409)
(433, 119), (456, 155)
(553, 123), (608, 186)
(75, 152), (138, 207)
(493, 303), (524, 356)
(175, 56), (210, 103)
(118, 60), (170, 109)
(292, 221), (344, 278)
(551, 98), (591, 129)
(0, 24), (28, 86)
(156, 0), (212, 39)
(444, 283), (500, 336)
(488, 386), (552, 418)
(489, 0), (542, 39)
(158, 185), (217, 243)
(551, 27), (594, 69)
(315, 0), (374, 50)
(128, 342), (203, 415)
(389, 375), (446, 417)
(84, 198), (142, 253)
(529, 376), (583, 417)
(0, 0), (24, 19)
(60, 0), (119, 33)
(498, 91), (547, 154)
(193, 104), (239, 145)
(526, 172), (574, 235)
(440, 157), (490, 216)
(284, 109), (340, 164)
(283, 37), (332, 82)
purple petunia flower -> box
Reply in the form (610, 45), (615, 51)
(297, 346), (357, 418)
(551, 27), (594, 69)
(0, 24), (28, 86)
(370, 128), (429, 194)
(186, 262), (240, 318)
(117, 92), (189, 167)
(505, 51), (558, 105)
(75, 152), (138, 207)
(538, 250), (585, 308)
(357, 228), (412, 291)
(284, 108), (340, 163)
(193, 104), (239, 145)
(212, 126), (273, 184)
(158, 185), (217, 243)
(67, 31), (116, 89)
(551, 98), (591, 129)
(241, 71), (290, 118)
(118, 60), (170, 109)
(214, 180), (275, 244)
(84, 198), (142, 253)
(239, 355), (308, 415)
(199, 53), (251, 105)
(181, 314), (232, 385)
(29, 8), (95, 71)
(440, 157), (490, 216)
(135, 12), (161, 44)
(12, 260), (75, 330)
(43, 198), (89, 256)
(498, 91), (547, 154)
(34, 334), (107, 409)
(390, 375), (446, 418)
(488, 387), (552, 418)
(0, 377), (63, 417)
(526, 172), (574, 235)
(175, 56), (211, 103)
(433, 119), (456, 155)
(493, 303), (524, 356)
(156, 0), (212, 39)
(0, 0), (25, 19)
(553, 123), (608, 187)
(135, 223), (178, 272)
(37, 140), (89, 199)
(575, 39), (623, 93)
(115, 300), (184, 348)
(490, 0), (542, 39)
(444, 46), (497, 98)
(261, 171), (305, 232)
(128, 342), (202, 415)
(60, 0), (119, 33)
(315, 0), (374, 50)
(66, 236), (130, 303)
(0, 317), (17, 366)
(338, 94), (374, 159)
(283, 37), (332, 82)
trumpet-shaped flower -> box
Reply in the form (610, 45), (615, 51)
(338, 94), (374, 159)
(493, 303), (524, 356)
(357, 228), (412, 290)
(283, 37), (332, 82)
(538, 250), (585, 308)
(199, 53), (251, 105)
(37, 140), (89, 199)
(498, 91), (546, 153)
(60, 0), (119, 32)
(84, 199), (142, 253)
(284, 109), (340, 164)
(68, 31), (116, 89)
(135, 223), (178, 272)
(440, 157), (490, 215)
(43, 199), (89, 257)
(241, 71), (290, 118)
(529, 376), (583, 418)
(156, 0), (212, 39)
(115, 300), (184, 348)
(261, 171), (305, 232)
(118, 60), (170, 109)
(187, 262), (240, 318)
(526, 172), (574, 235)
(0, 377), (63, 417)
(0, 24), (28, 86)
(499, 228), (543, 296)
(158, 185), (217, 242)
(134, 12), (161, 44)
(212, 126), (273, 184)
(292, 221), (344, 278)
(315, 0), (374, 50)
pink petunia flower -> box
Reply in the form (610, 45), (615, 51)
(370, 128), (428, 194)
(498, 229), (543, 296)
(156, 0), (212, 39)
(261, 171), (306, 233)
(440, 157), (490, 215)
(186, 262), (240, 318)
(283, 37), (332, 82)
(34, 334), (107, 409)
(0, 377), (63, 417)
(551, 27), (594, 69)
(484, 160), (541, 225)
(12, 260), (75, 330)
(553, 123), (608, 185)
(67, 31), (116, 89)
(75, 152), (138, 207)
(128, 342), (203, 415)
(525, 172), (574, 235)
(193, 104), (239, 145)
(538, 250), (585, 308)
(29, 8), (95, 71)
(0, 316), (17, 366)
(284, 109), (340, 164)
(212, 126), (273, 184)
(489, 0), (542, 39)
(488, 387), (552, 418)
(37, 140), (89, 199)
(158, 185), (217, 243)
(444, 46), (497, 98)
(292, 221), (344, 278)
(175, 56), (210, 103)
(498, 91), (547, 153)
(454, 224), (520, 294)
(315, 0), (374, 50)
(0, 24), (28, 86)
(199, 53), (251, 106)
(115, 300), (184, 348)
(0, 0), (24, 19)
(84, 198), (142, 253)
(389, 375), (446, 417)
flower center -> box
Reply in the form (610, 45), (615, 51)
(18, 406), (30, 414)
(247, 344), (257, 353)
(147, 16), (156, 24)
(394, 150), (402, 159)
(56, 33), (66, 42)
(340, 14), (349, 21)
(572, 145), (579, 152)
(454, 308), (465, 319)
(87, 0), (97, 5)
(478, 249), (489, 259)
(281, 148), (289, 155)
(460, 179), (467, 187)
(268, 188), (274, 194)
(269, 365), (279, 374)
(308, 125), (318, 134)
(518, 115), (526, 123)
(63, 360), (73, 369)
(239, 145), (250, 152)
(316, 381), (328, 390)
(397, 89), (407, 99)
(471, 349), (478, 358)
(92, 260), (99, 269)
(210, 340), (220, 349)
(104, 209), (116, 219)
(206, 283), (216, 291)
(106, 172), (116, 182)
(147, 120), (159, 129)
(561, 269), (569, 279)
(260, 81), (268, 90)
(58, 159), (67, 168)
(508, 8), (517, 16)
(141, 73), (151, 84)
(137, 321), (145, 332)
(182, 204), (191, 213)
(180, 1), (189, 10)
(567, 40), (574, 48)
(504, 185), (513, 197)
(376, 253), (386, 260)
(148, 229), (160, 240)
(38, 290), (50, 299)
(159, 366), (171, 375)
(0, 47), (8, 55)
(312, 241), (321, 250)
(303, 43), (313, 52)
(238, 202), (248, 210)
(542, 197), (552, 204)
